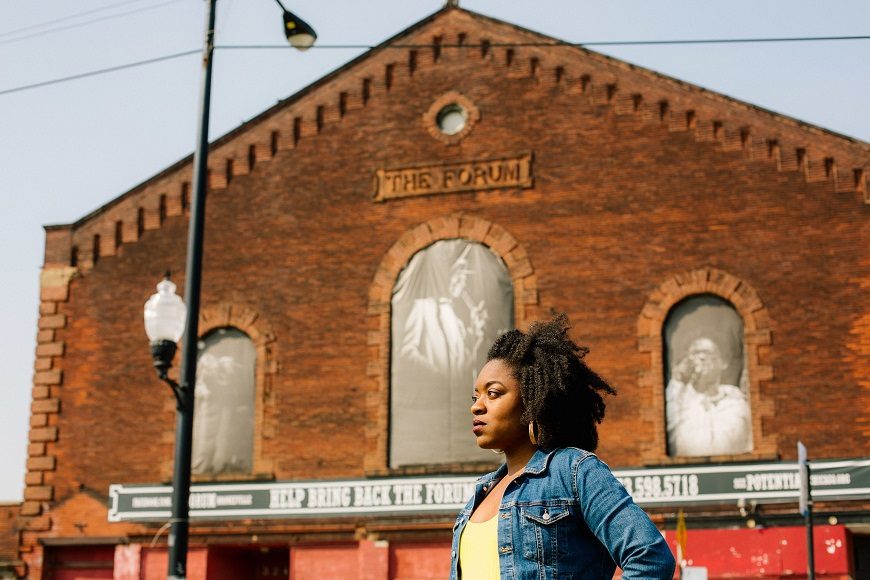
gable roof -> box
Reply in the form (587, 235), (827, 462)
(46, 5), (868, 269)
(468, 8), (869, 154)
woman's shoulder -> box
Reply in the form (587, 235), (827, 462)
(545, 447), (600, 472)
(552, 446), (597, 460)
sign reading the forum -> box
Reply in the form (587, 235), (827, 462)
(108, 458), (870, 522)
(373, 153), (533, 201)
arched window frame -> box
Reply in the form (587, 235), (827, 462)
(365, 214), (540, 476)
(160, 303), (278, 481)
(637, 267), (777, 464)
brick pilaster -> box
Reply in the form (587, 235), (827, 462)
(18, 265), (76, 577)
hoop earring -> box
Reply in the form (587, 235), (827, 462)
(491, 449), (504, 455)
(528, 422), (539, 446)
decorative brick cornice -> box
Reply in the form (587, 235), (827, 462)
(160, 303), (279, 481)
(364, 214), (539, 475)
(636, 267), (777, 464)
(54, 10), (868, 278)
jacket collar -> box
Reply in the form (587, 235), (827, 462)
(523, 447), (557, 475)
(478, 447), (557, 484)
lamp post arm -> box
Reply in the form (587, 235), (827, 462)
(160, 375), (189, 413)
(149, 341), (189, 411)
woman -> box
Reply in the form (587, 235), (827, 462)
(451, 314), (675, 579)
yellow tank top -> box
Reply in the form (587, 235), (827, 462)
(458, 516), (500, 580)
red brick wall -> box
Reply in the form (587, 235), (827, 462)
(16, 6), (869, 573)
(289, 545), (359, 580)
(42, 34), (867, 495)
(389, 541), (450, 579)
(140, 548), (207, 580)
(0, 503), (20, 568)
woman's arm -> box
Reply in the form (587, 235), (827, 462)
(574, 455), (676, 579)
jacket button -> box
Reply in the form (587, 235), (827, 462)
(451, 550), (456, 558)
(500, 546), (510, 554)
(500, 513), (509, 519)
(542, 511), (550, 521)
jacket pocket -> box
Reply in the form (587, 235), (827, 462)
(522, 505), (571, 526)
(519, 504), (571, 568)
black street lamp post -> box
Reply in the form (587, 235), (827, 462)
(144, 274), (190, 579)
(144, 2), (316, 578)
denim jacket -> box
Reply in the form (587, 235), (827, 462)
(450, 448), (675, 579)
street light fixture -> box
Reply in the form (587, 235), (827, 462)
(149, 1), (316, 578)
(144, 274), (187, 404)
(275, 0), (317, 50)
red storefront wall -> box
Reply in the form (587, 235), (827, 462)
(113, 540), (451, 579)
(662, 525), (852, 579)
(47, 526), (853, 579)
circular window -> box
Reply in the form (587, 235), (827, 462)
(423, 92), (480, 145)
(436, 104), (468, 135)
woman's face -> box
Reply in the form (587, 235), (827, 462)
(471, 359), (528, 452)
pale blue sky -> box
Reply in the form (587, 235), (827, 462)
(1, 0), (868, 501)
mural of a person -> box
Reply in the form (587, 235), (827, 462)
(666, 337), (751, 456)
(664, 296), (753, 457)
(192, 328), (256, 474)
(390, 239), (513, 467)
(399, 247), (487, 375)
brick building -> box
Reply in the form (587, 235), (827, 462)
(12, 5), (870, 579)
(1, 504), (21, 578)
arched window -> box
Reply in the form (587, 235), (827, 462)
(192, 327), (256, 475)
(390, 239), (514, 467)
(664, 295), (753, 457)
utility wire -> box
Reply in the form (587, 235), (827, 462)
(0, 0), (156, 38)
(0, 49), (199, 96)
(0, 0), (160, 38)
(219, 35), (870, 50)
(557, 34), (870, 47)
(0, 0), (184, 46)
(1, 34), (868, 97)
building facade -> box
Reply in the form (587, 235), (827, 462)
(12, 6), (870, 579)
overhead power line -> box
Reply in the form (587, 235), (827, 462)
(0, 0), (156, 38)
(1, 34), (868, 97)
(557, 34), (870, 47)
(219, 35), (870, 50)
(0, 50), (199, 96)
(0, 0), (184, 46)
